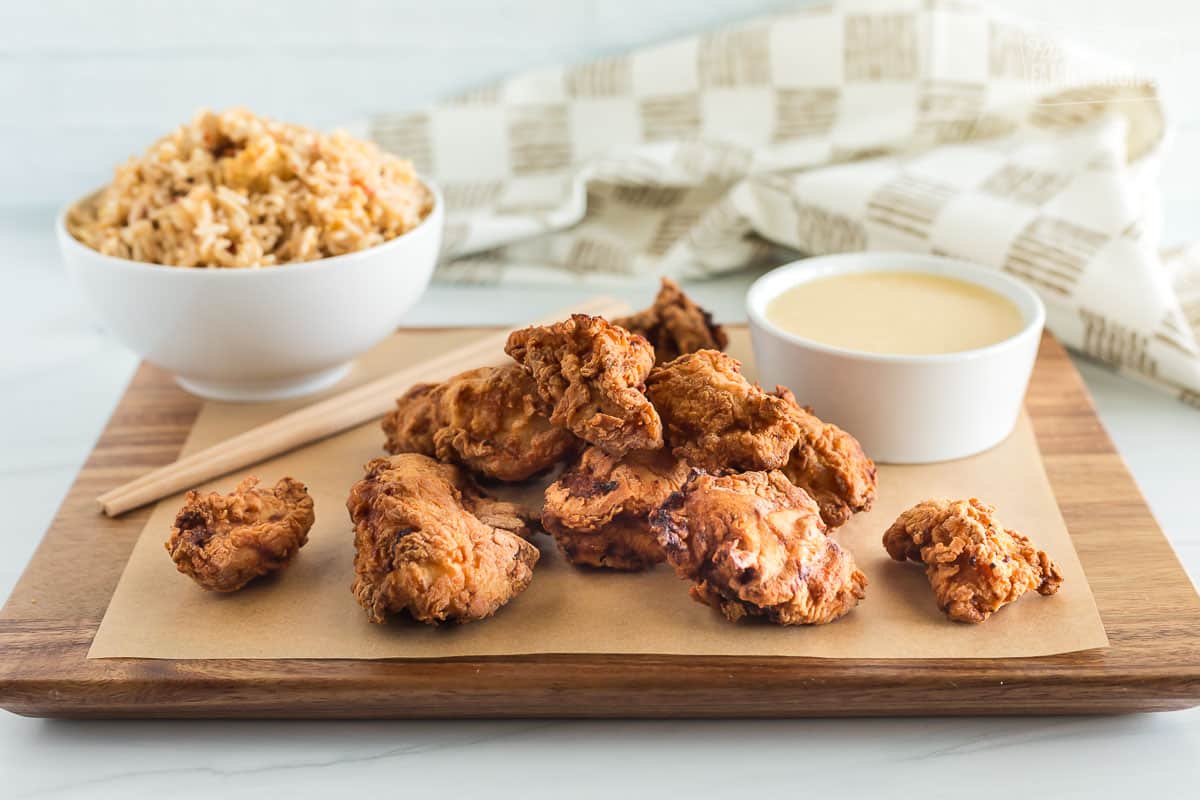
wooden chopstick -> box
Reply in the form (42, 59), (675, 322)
(97, 297), (630, 517)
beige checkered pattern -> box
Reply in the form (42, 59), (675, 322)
(368, 0), (1199, 404)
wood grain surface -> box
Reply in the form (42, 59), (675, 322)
(1, 331), (1198, 718)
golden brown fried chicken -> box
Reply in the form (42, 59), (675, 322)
(772, 386), (877, 529)
(644, 350), (801, 472)
(381, 382), (439, 455)
(347, 454), (539, 625)
(505, 314), (662, 458)
(382, 364), (578, 482)
(542, 446), (691, 570)
(651, 470), (867, 625)
(614, 278), (728, 365)
(883, 498), (1063, 624)
(165, 476), (315, 592)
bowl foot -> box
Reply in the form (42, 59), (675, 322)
(175, 363), (352, 403)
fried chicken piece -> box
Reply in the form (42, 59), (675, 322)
(347, 454), (539, 625)
(772, 386), (877, 529)
(651, 470), (867, 625)
(542, 446), (690, 570)
(381, 382), (439, 455)
(883, 498), (1064, 624)
(644, 350), (801, 472)
(165, 476), (315, 592)
(382, 364), (578, 482)
(505, 314), (662, 457)
(614, 278), (728, 365)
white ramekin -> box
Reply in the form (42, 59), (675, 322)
(746, 253), (1046, 464)
(57, 181), (444, 402)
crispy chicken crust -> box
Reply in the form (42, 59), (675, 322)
(381, 382), (439, 455)
(505, 314), (662, 457)
(644, 350), (801, 472)
(165, 476), (315, 592)
(651, 470), (867, 625)
(772, 386), (877, 529)
(542, 446), (691, 570)
(614, 278), (728, 365)
(347, 454), (539, 625)
(382, 364), (578, 482)
(883, 498), (1063, 624)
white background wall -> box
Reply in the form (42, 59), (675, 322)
(2, 0), (1198, 245)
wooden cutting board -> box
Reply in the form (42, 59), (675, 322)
(1, 330), (1198, 718)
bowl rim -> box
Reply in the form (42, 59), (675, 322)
(55, 175), (444, 278)
(745, 252), (1047, 365)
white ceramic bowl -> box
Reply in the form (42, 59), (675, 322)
(747, 253), (1046, 464)
(57, 181), (444, 401)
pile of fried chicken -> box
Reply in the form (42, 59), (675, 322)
(369, 278), (881, 626)
(165, 278), (1063, 628)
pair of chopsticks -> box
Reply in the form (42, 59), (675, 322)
(98, 297), (630, 517)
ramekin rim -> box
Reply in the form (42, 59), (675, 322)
(744, 252), (1047, 365)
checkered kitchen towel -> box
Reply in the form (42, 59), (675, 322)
(367, 0), (1200, 405)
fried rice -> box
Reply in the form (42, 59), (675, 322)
(67, 108), (433, 268)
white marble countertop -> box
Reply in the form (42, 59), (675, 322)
(2, 206), (1199, 797)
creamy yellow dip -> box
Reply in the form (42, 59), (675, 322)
(765, 271), (1025, 355)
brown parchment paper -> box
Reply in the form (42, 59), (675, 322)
(89, 329), (1108, 660)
